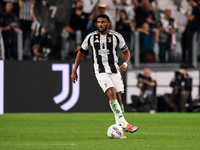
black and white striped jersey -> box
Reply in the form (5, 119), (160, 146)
(80, 30), (128, 74)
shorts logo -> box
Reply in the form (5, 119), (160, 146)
(104, 83), (107, 87)
(52, 64), (80, 111)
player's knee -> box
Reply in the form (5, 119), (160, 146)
(106, 87), (117, 100)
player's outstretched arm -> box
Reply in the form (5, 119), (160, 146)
(119, 49), (130, 73)
(71, 51), (85, 83)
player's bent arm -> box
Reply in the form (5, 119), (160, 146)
(72, 51), (85, 72)
(71, 51), (85, 83)
(122, 48), (131, 64)
(119, 49), (130, 73)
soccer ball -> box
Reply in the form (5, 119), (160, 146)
(107, 124), (123, 139)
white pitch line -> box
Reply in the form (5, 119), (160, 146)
(140, 145), (194, 148)
(73, 118), (113, 121)
(13, 143), (77, 146)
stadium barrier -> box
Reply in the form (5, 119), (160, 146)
(1, 61), (199, 114)
(2, 61), (121, 113)
(17, 30), (23, 60)
(0, 60), (3, 115)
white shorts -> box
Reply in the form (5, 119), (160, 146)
(95, 72), (124, 93)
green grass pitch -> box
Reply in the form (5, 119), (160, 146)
(0, 113), (200, 150)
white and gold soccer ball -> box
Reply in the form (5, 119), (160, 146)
(107, 124), (123, 139)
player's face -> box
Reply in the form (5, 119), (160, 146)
(97, 18), (110, 34)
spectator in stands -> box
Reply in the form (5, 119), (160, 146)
(81, 0), (98, 14)
(116, 9), (135, 61)
(137, 22), (159, 62)
(66, 0), (90, 37)
(65, 0), (90, 59)
(137, 0), (158, 7)
(89, 3), (114, 31)
(180, 0), (199, 67)
(30, 7), (41, 48)
(158, 9), (178, 63)
(116, 9), (135, 41)
(19, 1), (33, 60)
(163, 64), (193, 112)
(1, 2), (20, 60)
(72, 0), (79, 9)
(97, 0), (117, 29)
(30, 7), (52, 59)
(134, 0), (157, 28)
(131, 68), (157, 113)
(31, 28), (52, 61)
(32, 44), (51, 61)
(115, 0), (135, 22)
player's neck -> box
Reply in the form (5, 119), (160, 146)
(98, 29), (109, 35)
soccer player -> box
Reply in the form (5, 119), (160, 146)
(71, 14), (138, 138)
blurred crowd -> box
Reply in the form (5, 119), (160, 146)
(0, 0), (200, 65)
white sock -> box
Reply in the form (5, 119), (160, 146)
(120, 104), (124, 114)
(109, 100), (128, 128)
(114, 115), (119, 125)
(115, 104), (124, 125)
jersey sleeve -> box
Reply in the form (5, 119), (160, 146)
(117, 33), (128, 51)
(81, 34), (91, 51)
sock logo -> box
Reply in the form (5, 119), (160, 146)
(115, 109), (120, 113)
(119, 115), (123, 118)
(52, 64), (80, 111)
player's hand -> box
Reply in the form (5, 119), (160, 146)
(71, 71), (78, 84)
(119, 64), (127, 73)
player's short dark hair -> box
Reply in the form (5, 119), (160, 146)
(97, 14), (110, 22)
(180, 64), (187, 69)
